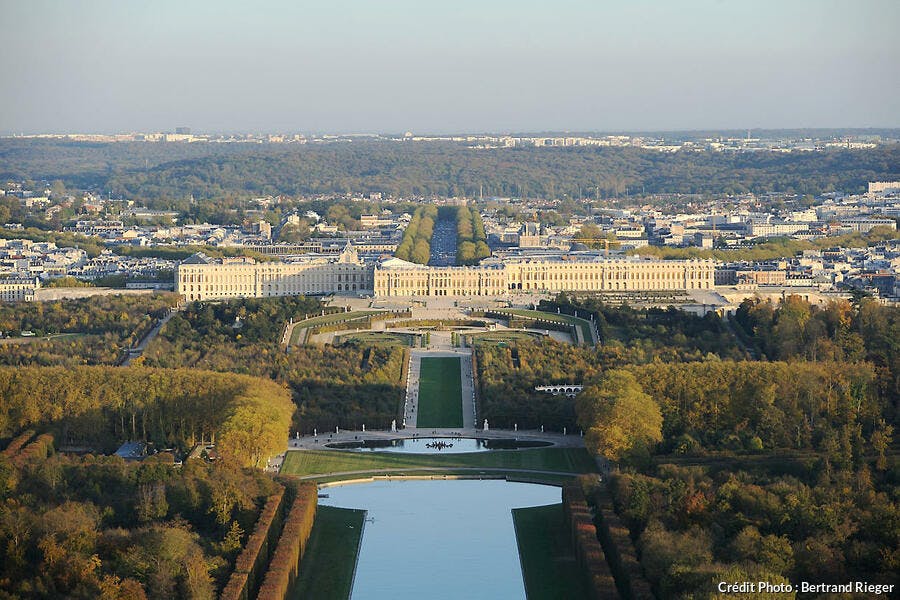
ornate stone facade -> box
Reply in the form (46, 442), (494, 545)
(175, 248), (714, 301)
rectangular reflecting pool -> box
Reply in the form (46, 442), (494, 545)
(318, 479), (561, 600)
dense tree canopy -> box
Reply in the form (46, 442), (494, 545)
(141, 297), (406, 432)
(0, 445), (280, 599)
(0, 366), (293, 467)
(395, 205), (436, 264)
(576, 370), (662, 461)
(0, 293), (178, 366)
(2, 140), (897, 206)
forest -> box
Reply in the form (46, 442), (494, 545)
(140, 297), (406, 432)
(608, 459), (897, 598)
(2, 139), (897, 204)
(561, 295), (898, 597)
(0, 440), (282, 599)
(472, 295), (898, 595)
(0, 293), (178, 366)
(475, 302), (749, 430)
(0, 366), (293, 467)
(0, 295), (304, 599)
(733, 294), (899, 401)
(0, 288), (896, 597)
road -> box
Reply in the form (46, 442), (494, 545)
(287, 427), (586, 449)
(428, 216), (458, 266)
(120, 307), (180, 366)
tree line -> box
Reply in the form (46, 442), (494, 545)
(563, 296), (898, 597)
(394, 205), (436, 264)
(0, 366), (293, 467)
(3, 139), (898, 202)
(454, 204), (490, 264)
(0, 439), (282, 599)
(631, 226), (899, 262)
(141, 297), (406, 432)
(0, 293), (179, 366)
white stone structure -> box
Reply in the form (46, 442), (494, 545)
(374, 255), (714, 296)
(0, 277), (39, 302)
(176, 244), (371, 302)
(175, 246), (715, 301)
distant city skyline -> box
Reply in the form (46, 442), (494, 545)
(1, 0), (898, 134)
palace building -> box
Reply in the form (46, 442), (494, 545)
(373, 255), (714, 297)
(175, 245), (370, 302)
(175, 245), (715, 301)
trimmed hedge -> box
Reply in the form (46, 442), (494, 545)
(220, 485), (287, 600)
(1, 430), (35, 457)
(12, 433), (54, 467)
(562, 484), (619, 600)
(256, 483), (318, 600)
(592, 486), (654, 600)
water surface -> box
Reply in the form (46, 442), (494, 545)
(326, 437), (551, 454)
(320, 479), (559, 600)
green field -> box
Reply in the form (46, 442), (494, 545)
(504, 309), (595, 345)
(467, 330), (544, 346)
(417, 356), (463, 428)
(335, 331), (419, 348)
(290, 506), (366, 600)
(288, 310), (385, 345)
(513, 503), (589, 600)
(280, 447), (596, 478)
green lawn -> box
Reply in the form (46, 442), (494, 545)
(513, 503), (589, 600)
(280, 447), (597, 477)
(417, 356), (463, 428)
(288, 310), (385, 345)
(290, 506), (366, 600)
(336, 331), (418, 348)
(467, 331), (543, 346)
(505, 309), (595, 345)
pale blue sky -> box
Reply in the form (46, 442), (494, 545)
(1, 0), (897, 133)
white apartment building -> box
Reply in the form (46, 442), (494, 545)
(0, 277), (39, 302)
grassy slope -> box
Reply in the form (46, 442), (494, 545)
(280, 447), (597, 477)
(289, 310), (384, 345)
(290, 506), (366, 600)
(468, 331), (543, 345)
(513, 503), (589, 600)
(417, 356), (463, 428)
(506, 309), (594, 345)
(336, 331), (416, 348)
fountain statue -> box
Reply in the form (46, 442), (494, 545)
(391, 419), (397, 432)
(483, 419), (489, 431)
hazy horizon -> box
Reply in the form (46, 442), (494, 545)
(1, 0), (898, 134)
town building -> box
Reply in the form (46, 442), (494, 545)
(0, 277), (39, 302)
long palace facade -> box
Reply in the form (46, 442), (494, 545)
(175, 247), (715, 301)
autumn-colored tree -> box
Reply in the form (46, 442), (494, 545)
(576, 369), (662, 461)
